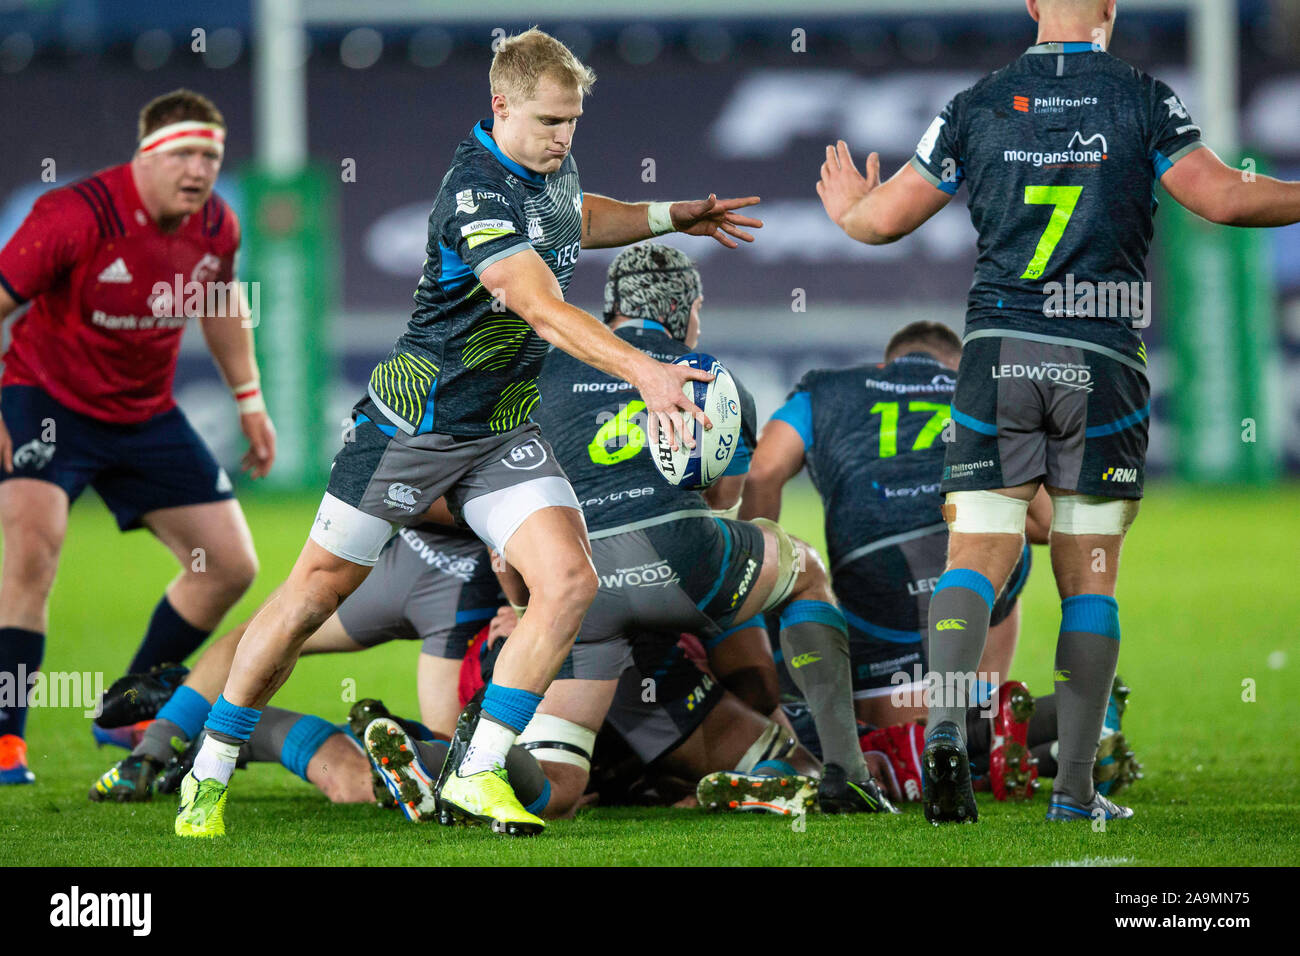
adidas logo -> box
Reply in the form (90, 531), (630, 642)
(97, 257), (133, 283)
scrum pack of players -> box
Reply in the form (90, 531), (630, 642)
(85, 243), (1120, 827)
(6, 2), (1300, 837)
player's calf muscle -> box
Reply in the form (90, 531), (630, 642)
(538, 761), (588, 818)
(1049, 532), (1125, 597)
(946, 531), (1023, 592)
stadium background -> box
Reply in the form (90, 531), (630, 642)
(2, 0), (1299, 488)
(0, 1), (1297, 867)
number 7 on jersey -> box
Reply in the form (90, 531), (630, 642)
(1020, 185), (1082, 281)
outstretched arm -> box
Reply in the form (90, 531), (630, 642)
(1159, 146), (1300, 227)
(580, 193), (762, 249)
(818, 141), (952, 245)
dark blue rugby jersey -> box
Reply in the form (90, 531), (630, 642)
(534, 321), (757, 536)
(367, 118), (584, 437)
(909, 41), (1204, 368)
(771, 354), (956, 572)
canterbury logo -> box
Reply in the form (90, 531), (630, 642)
(789, 653), (822, 669)
(936, 618), (967, 631)
(1054, 669), (1071, 682)
(386, 483), (418, 507)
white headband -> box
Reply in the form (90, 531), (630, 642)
(138, 120), (226, 157)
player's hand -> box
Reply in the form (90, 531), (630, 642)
(633, 357), (713, 453)
(817, 141), (880, 230)
(0, 412), (11, 473)
(239, 410), (276, 479)
(864, 751), (903, 804)
(670, 195), (762, 248)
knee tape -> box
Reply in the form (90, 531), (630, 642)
(734, 720), (799, 774)
(1050, 494), (1139, 536)
(943, 490), (1029, 535)
(517, 713), (596, 773)
(750, 517), (800, 612)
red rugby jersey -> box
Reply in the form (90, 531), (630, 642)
(0, 163), (239, 424)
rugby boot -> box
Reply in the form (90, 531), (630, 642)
(96, 663), (188, 728)
(347, 698), (398, 808)
(155, 732), (201, 795)
(364, 718), (437, 822)
(817, 762), (899, 814)
(92, 719), (153, 751)
(1045, 788), (1133, 822)
(922, 720), (978, 824)
(433, 691), (483, 826)
(988, 681), (1039, 802)
(1095, 675), (1142, 796)
(438, 765), (545, 836)
(696, 770), (819, 816)
(348, 698), (393, 742)
(174, 771), (230, 838)
(0, 734), (35, 785)
(88, 752), (164, 802)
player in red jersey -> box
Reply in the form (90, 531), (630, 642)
(0, 89), (275, 784)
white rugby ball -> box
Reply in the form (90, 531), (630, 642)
(651, 352), (742, 490)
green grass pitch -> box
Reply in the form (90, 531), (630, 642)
(2, 481), (1298, 866)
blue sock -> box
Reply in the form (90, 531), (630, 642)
(778, 599), (848, 634)
(524, 778), (551, 816)
(128, 597), (211, 673)
(753, 759), (798, 777)
(281, 715), (338, 781)
(0, 627), (44, 739)
(156, 685), (212, 740)
(481, 683), (542, 733)
(205, 694), (262, 743)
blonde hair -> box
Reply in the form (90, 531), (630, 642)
(489, 27), (595, 102)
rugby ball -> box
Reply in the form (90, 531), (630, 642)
(650, 352), (742, 490)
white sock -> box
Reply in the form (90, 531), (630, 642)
(458, 718), (518, 776)
(193, 736), (242, 785)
